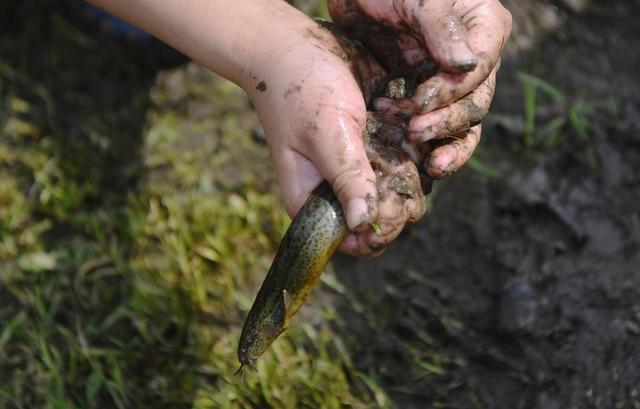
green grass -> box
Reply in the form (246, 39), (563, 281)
(8, 2), (616, 407)
(517, 71), (617, 156)
(0, 3), (386, 407)
(0, 75), (383, 407)
(469, 71), (619, 177)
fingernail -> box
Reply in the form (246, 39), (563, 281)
(425, 154), (452, 179)
(341, 234), (357, 248)
(345, 197), (370, 232)
(443, 163), (456, 176)
(453, 58), (478, 73)
(450, 42), (477, 73)
(365, 245), (385, 259)
(419, 84), (441, 113)
(440, 157), (456, 177)
(419, 126), (437, 142)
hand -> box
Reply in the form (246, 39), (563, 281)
(245, 16), (425, 258)
(330, 0), (512, 177)
(89, 0), (429, 257)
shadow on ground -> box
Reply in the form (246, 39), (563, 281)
(0, 1), (197, 406)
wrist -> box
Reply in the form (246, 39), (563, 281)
(87, 0), (315, 89)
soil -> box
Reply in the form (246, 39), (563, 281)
(332, 2), (640, 408)
(3, 1), (638, 407)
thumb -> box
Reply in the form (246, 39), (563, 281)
(301, 110), (378, 232)
(399, 0), (477, 73)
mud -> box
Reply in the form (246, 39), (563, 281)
(3, 0), (636, 407)
(331, 1), (640, 408)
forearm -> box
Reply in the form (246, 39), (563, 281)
(87, 0), (312, 89)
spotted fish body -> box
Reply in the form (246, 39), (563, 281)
(237, 182), (348, 367)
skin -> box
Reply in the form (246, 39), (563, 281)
(88, 0), (510, 373)
(238, 43), (427, 365)
(330, 0), (512, 180)
(238, 152), (424, 368)
(87, 0), (511, 258)
(237, 182), (349, 368)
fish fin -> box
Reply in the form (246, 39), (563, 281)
(283, 289), (292, 311)
(282, 289), (293, 329)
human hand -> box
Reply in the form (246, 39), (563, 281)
(245, 11), (425, 257)
(84, 0), (426, 257)
(330, 0), (512, 177)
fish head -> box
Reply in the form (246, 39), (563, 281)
(237, 304), (286, 365)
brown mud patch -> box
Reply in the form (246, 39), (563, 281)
(331, 2), (640, 408)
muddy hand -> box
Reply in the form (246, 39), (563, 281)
(247, 10), (425, 257)
(330, 0), (512, 177)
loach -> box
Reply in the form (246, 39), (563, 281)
(236, 20), (432, 375)
(237, 181), (348, 373)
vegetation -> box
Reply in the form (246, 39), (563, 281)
(0, 3), (385, 407)
(2, 1), (633, 408)
(517, 71), (616, 162)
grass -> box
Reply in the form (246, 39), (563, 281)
(469, 71), (619, 178)
(0, 2), (510, 403)
(0, 2), (386, 407)
(517, 71), (617, 158)
(5, 2), (624, 408)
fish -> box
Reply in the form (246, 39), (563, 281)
(236, 181), (349, 373)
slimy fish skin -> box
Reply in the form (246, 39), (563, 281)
(237, 182), (348, 370)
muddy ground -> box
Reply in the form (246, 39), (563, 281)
(332, 2), (640, 408)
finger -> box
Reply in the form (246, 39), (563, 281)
(336, 145), (427, 258)
(277, 161), (383, 259)
(299, 104), (379, 232)
(341, 171), (427, 258)
(398, 0), (477, 73)
(338, 233), (386, 258)
(347, 185), (426, 257)
(414, 1), (511, 112)
(408, 65), (496, 142)
(425, 125), (482, 178)
(338, 233), (360, 256)
(274, 148), (326, 218)
(373, 97), (418, 120)
(338, 218), (399, 259)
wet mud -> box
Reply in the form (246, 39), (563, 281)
(332, 2), (640, 408)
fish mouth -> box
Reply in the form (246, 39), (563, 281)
(238, 355), (254, 366)
(237, 344), (255, 367)
(234, 358), (256, 381)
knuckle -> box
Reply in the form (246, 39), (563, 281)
(328, 163), (366, 197)
(442, 105), (459, 133)
(456, 97), (489, 130)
